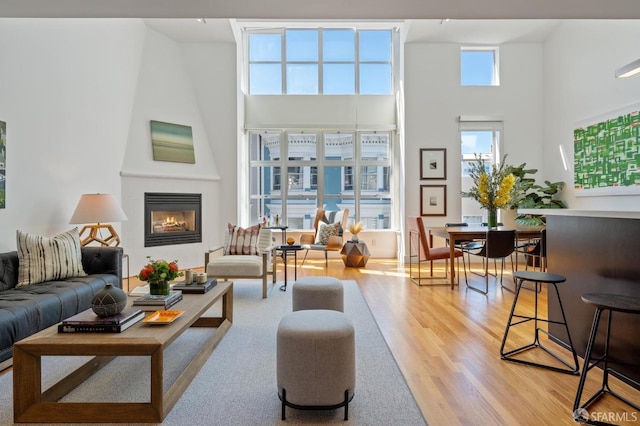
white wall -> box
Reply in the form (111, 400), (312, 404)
(543, 20), (640, 210)
(0, 19), (145, 252)
(120, 28), (223, 271)
(403, 42), (545, 226)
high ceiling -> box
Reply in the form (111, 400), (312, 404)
(1, 0), (639, 19)
(2, 1), (637, 45)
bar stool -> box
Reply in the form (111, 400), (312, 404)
(500, 270), (579, 375)
(572, 293), (640, 422)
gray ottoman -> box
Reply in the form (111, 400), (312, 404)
(277, 310), (356, 420)
(292, 276), (344, 312)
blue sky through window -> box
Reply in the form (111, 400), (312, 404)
(249, 28), (392, 94)
(461, 50), (496, 86)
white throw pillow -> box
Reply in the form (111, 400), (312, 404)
(315, 221), (341, 245)
(16, 227), (87, 287)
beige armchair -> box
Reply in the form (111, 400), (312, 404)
(300, 208), (349, 267)
(205, 226), (276, 298)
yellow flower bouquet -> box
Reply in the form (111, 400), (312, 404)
(462, 155), (516, 227)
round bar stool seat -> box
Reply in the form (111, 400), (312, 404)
(292, 276), (344, 312)
(572, 293), (640, 423)
(500, 271), (580, 375)
(277, 310), (355, 420)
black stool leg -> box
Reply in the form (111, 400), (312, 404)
(501, 280), (579, 374)
(574, 308), (640, 420)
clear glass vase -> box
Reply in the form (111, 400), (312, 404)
(488, 208), (498, 228)
(149, 279), (170, 298)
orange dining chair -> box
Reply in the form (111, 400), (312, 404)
(408, 217), (463, 286)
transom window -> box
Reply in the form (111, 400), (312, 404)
(248, 28), (393, 95)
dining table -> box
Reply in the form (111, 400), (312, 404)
(429, 225), (545, 289)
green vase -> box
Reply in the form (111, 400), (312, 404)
(488, 209), (498, 228)
(149, 279), (170, 298)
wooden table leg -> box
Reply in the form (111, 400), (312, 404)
(449, 240), (456, 289)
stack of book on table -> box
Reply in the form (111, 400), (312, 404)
(172, 278), (217, 294)
(58, 307), (145, 333)
(132, 290), (183, 311)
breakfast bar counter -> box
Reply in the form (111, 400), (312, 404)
(526, 209), (640, 389)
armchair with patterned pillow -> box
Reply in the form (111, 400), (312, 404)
(300, 208), (350, 267)
(205, 224), (276, 298)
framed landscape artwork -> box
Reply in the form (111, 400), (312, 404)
(0, 120), (5, 209)
(150, 120), (196, 164)
(420, 148), (446, 180)
(420, 185), (446, 216)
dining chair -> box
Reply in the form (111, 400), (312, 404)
(445, 222), (483, 270)
(515, 228), (546, 272)
(463, 229), (516, 294)
(408, 217), (463, 286)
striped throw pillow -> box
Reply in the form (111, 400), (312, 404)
(225, 224), (261, 255)
(16, 228), (87, 287)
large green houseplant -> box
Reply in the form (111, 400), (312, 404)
(506, 162), (566, 225)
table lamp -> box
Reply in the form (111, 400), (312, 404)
(69, 193), (128, 247)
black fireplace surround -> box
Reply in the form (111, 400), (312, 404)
(144, 192), (202, 247)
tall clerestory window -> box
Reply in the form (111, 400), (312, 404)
(248, 28), (393, 95)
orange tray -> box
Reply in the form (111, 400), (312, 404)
(143, 310), (184, 325)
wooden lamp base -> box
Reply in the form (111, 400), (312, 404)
(78, 224), (121, 247)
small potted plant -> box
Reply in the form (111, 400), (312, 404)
(138, 257), (184, 298)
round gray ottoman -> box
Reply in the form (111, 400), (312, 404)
(292, 276), (344, 312)
(277, 309), (356, 420)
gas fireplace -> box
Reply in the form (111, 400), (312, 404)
(144, 193), (202, 247)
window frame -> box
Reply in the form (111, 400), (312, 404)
(246, 27), (393, 95)
(249, 129), (393, 230)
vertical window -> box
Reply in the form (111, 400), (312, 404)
(460, 123), (502, 224)
(323, 29), (355, 94)
(461, 47), (500, 86)
(286, 29), (319, 94)
(249, 33), (283, 94)
(359, 30), (392, 94)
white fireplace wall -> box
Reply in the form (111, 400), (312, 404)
(121, 26), (224, 271)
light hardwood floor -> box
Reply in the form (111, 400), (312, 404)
(293, 257), (639, 426)
(3, 257), (638, 425)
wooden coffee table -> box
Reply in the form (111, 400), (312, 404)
(13, 281), (233, 423)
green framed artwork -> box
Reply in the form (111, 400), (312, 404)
(574, 104), (640, 196)
(150, 120), (195, 164)
(0, 120), (5, 209)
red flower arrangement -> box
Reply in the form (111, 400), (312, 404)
(137, 257), (183, 283)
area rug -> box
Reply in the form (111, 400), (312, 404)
(0, 280), (427, 425)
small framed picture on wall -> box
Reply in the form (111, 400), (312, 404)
(420, 148), (446, 180)
(420, 185), (447, 216)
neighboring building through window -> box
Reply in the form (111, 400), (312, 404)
(461, 47), (500, 86)
(249, 131), (392, 230)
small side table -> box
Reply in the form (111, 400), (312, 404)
(277, 244), (304, 291)
(340, 241), (370, 267)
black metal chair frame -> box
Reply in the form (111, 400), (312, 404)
(572, 295), (640, 424)
(280, 388), (353, 421)
(462, 229), (515, 294)
(500, 271), (580, 375)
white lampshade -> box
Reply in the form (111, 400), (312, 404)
(69, 194), (128, 224)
